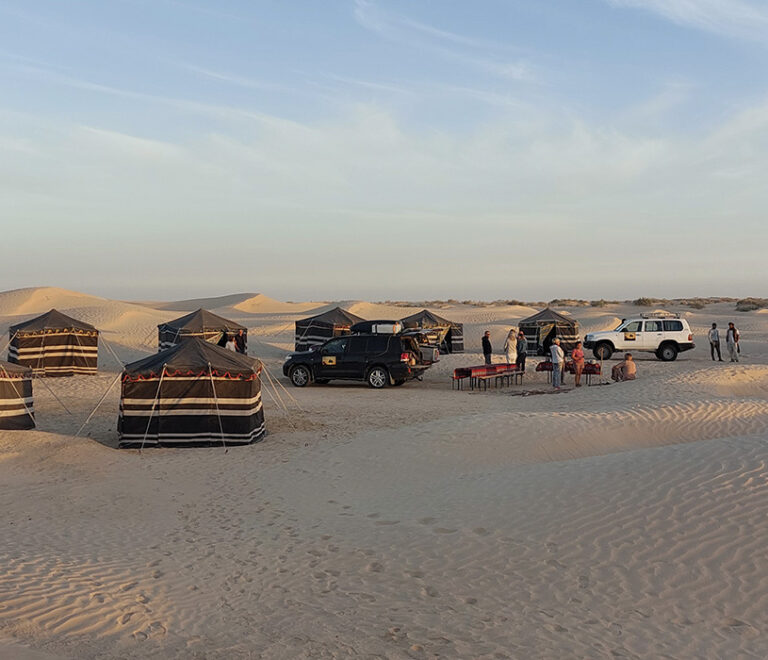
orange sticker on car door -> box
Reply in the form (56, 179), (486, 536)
(322, 356), (337, 366)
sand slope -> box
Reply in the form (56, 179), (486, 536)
(0, 289), (766, 658)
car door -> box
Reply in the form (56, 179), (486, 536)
(619, 320), (643, 349)
(316, 337), (350, 379)
(339, 336), (369, 379)
(642, 320), (663, 349)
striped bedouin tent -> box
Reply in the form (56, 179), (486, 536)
(9, 309), (98, 376)
(518, 308), (580, 356)
(294, 307), (364, 352)
(118, 337), (265, 448)
(400, 309), (465, 353)
(0, 360), (35, 430)
(157, 308), (247, 351)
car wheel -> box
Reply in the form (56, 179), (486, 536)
(594, 343), (613, 360)
(367, 366), (389, 389)
(289, 365), (311, 387)
(658, 343), (678, 361)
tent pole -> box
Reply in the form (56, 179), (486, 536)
(208, 362), (228, 453)
(73, 371), (122, 439)
(140, 365), (166, 453)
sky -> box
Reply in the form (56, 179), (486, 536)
(1, 0), (767, 301)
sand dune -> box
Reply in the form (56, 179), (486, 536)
(1, 289), (767, 658)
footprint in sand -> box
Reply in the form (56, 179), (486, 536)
(406, 570), (424, 579)
(119, 611), (136, 625)
(366, 562), (384, 573)
(463, 596), (478, 605)
(151, 570), (164, 579)
(420, 585), (439, 598)
(472, 527), (490, 536)
(374, 520), (400, 526)
(119, 582), (137, 592)
(366, 513), (380, 519)
(432, 528), (457, 534)
(578, 575), (590, 589)
(135, 593), (150, 604)
(417, 517), (437, 525)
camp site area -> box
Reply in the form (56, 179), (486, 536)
(1, 288), (767, 659)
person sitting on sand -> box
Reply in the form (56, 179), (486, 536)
(611, 353), (637, 382)
(571, 341), (585, 387)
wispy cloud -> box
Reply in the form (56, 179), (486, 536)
(605, 0), (768, 40)
(353, 0), (535, 82)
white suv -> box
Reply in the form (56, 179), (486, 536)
(583, 313), (695, 362)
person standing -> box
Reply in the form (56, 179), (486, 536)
(726, 322), (740, 362)
(235, 329), (247, 354)
(482, 331), (493, 365)
(550, 337), (565, 389)
(503, 329), (517, 365)
(708, 323), (722, 361)
(571, 341), (585, 387)
(224, 334), (237, 352)
(516, 331), (528, 373)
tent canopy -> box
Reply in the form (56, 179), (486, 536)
(399, 309), (464, 353)
(125, 337), (260, 379)
(519, 308), (580, 355)
(10, 309), (97, 334)
(300, 307), (364, 327)
(401, 309), (458, 328)
(0, 359), (32, 377)
(519, 308), (575, 326)
(294, 307), (365, 352)
(158, 308), (246, 333)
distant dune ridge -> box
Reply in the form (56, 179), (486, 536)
(0, 286), (767, 658)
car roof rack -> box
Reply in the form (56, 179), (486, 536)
(639, 312), (680, 319)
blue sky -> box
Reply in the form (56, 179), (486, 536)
(1, 0), (767, 300)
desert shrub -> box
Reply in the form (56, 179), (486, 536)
(590, 299), (607, 307)
(633, 297), (655, 306)
(736, 298), (767, 312)
(684, 300), (706, 309)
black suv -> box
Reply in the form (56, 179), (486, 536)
(282, 333), (431, 388)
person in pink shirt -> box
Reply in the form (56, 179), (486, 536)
(571, 341), (585, 387)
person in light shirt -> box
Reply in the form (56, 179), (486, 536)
(550, 337), (565, 389)
(708, 323), (722, 362)
(224, 334), (237, 352)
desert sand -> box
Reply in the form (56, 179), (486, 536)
(1, 287), (767, 659)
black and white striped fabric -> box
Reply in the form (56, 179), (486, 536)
(0, 360), (35, 430)
(9, 309), (98, 376)
(157, 308), (247, 351)
(400, 309), (465, 354)
(118, 338), (265, 448)
(519, 308), (580, 355)
(294, 307), (364, 352)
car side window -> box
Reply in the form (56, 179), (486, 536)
(367, 336), (389, 353)
(623, 321), (642, 333)
(347, 337), (367, 355)
(322, 338), (348, 355)
(645, 321), (662, 332)
(663, 320), (683, 331)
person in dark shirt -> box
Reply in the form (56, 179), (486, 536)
(516, 331), (528, 373)
(217, 331), (228, 348)
(235, 329), (247, 354)
(482, 331), (492, 365)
